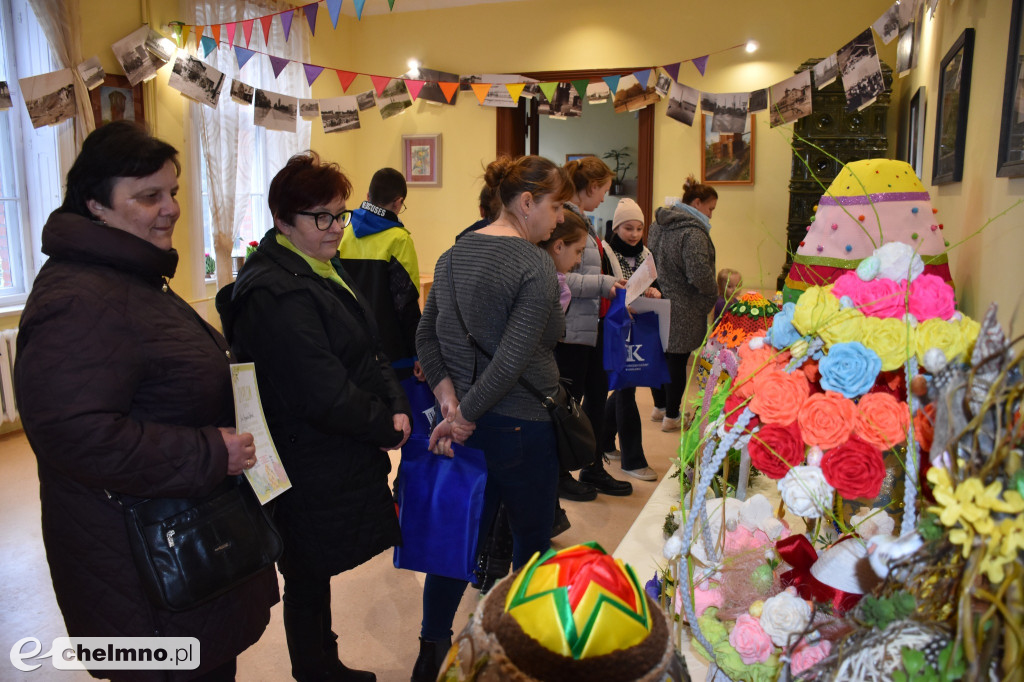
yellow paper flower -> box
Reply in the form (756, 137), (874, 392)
(915, 318), (967, 365)
(792, 286), (840, 337)
(818, 306), (866, 348)
(862, 317), (913, 371)
(958, 315), (981, 359)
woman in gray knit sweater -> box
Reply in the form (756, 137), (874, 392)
(411, 155), (573, 682)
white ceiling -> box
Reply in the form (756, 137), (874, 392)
(354, 0), (525, 16)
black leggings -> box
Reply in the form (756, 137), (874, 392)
(555, 330), (609, 475)
(662, 351), (691, 420)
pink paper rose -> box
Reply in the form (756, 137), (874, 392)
(729, 613), (773, 664)
(678, 581), (724, 617)
(832, 272), (908, 319)
(790, 639), (833, 675)
(908, 273), (956, 321)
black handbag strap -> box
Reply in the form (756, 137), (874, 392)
(445, 253), (553, 408)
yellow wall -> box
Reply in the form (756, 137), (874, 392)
(10, 0), (1023, 331)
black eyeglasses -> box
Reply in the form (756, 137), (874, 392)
(399, 201), (408, 214)
(296, 209), (353, 231)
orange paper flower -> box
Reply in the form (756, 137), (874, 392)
(749, 368), (810, 425)
(734, 339), (790, 399)
(913, 403), (936, 453)
(854, 392), (910, 450)
(797, 391), (856, 449)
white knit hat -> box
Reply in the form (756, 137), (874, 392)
(612, 198), (644, 231)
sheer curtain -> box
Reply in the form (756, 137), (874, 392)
(187, 0), (311, 287)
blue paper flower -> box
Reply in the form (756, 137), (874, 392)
(767, 303), (802, 350)
(644, 574), (662, 601)
(818, 341), (882, 398)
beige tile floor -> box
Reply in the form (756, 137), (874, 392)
(0, 390), (684, 682)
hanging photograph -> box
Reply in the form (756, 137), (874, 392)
(76, 56), (105, 90)
(586, 81), (611, 104)
(20, 69), (75, 128)
(112, 26), (162, 87)
(403, 134), (441, 187)
(254, 89), (298, 133)
(711, 92), (749, 134)
(356, 90), (376, 111)
(748, 88), (768, 113)
(320, 96), (360, 134)
(167, 53), (225, 109)
(230, 79), (254, 105)
(933, 28), (974, 184)
(0, 81), (11, 111)
(459, 74), (533, 108)
(895, 24), (915, 76)
(299, 99), (320, 119)
(701, 113), (754, 185)
(613, 74), (658, 113)
(872, 2), (901, 45)
(666, 81), (698, 126)
(837, 28), (885, 111)
(654, 71), (672, 98)
(378, 79), (413, 120)
(405, 67), (459, 106)
(997, 0), (1024, 177)
(538, 82), (582, 118)
(769, 71), (812, 127)
(90, 74), (144, 127)
(812, 54), (839, 89)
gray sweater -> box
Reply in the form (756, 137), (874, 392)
(416, 232), (562, 422)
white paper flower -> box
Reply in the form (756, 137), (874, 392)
(738, 494), (774, 532)
(778, 466), (834, 519)
(759, 587), (813, 647)
(850, 506), (895, 540)
(663, 534), (684, 559)
(874, 242), (924, 282)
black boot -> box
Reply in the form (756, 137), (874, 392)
(324, 639), (376, 682)
(283, 600), (334, 682)
(410, 637), (451, 682)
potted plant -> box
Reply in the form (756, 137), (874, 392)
(603, 147), (633, 195)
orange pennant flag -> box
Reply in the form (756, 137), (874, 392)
(405, 79), (425, 101)
(195, 25), (204, 46)
(438, 81), (459, 103)
(260, 15), (273, 44)
(211, 24), (221, 45)
(471, 82), (492, 104)
(241, 19), (254, 46)
(336, 70), (358, 92)
(370, 75), (391, 97)
(505, 83), (525, 102)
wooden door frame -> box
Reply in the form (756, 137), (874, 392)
(495, 68), (655, 229)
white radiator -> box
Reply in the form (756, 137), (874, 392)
(0, 328), (17, 424)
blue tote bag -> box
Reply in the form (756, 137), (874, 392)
(393, 436), (487, 581)
(603, 290), (671, 390)
(399, 376), (438, 437)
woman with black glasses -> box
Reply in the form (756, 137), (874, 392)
(217, 152), (411, 682)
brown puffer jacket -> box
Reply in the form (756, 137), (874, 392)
(14, 212), (279, 681)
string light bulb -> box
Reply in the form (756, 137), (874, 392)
(745, 40), (759, 53)
(407, 58), (420, 77)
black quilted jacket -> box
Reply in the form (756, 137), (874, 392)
(15, 212), (279, 680)
(216, 228), (407, 578)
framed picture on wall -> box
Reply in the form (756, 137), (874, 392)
(566, 153), (594, 163)
(907, 86), (926, 178)
(701, 113), (754, 185)
(402, 134), (441, 187)
(997, 0), (1024, 177)
(932, 28), (974, 185)
(90, 74), (144, 128)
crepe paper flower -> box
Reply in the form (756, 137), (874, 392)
(819, 342), (882, 398)
(874, 241), (924, 282)
(854, 392), (910, 450)
(790, 639), (833, 675)
(734, 339), (790, 399)
(850, 506), (895, 540)
(724, 392), (760, 435)
(862, 317), (914, 371)
(913, 403), (936, 452)
(817, 305), (866, 348)
(778, 466), (834, 519)
(820, 435), (886, 499)
(644, 574), (662, 601)
(908, 273), (956, 321)
(729, 613), (773, 664)
(767, 303), (803, 350)
(791, 286), (841, 336)
(750, 369), (810, 425)
(748, 421), (806, 479)
(759, 587), (812, 648)
(856, 255), (880, 281)
(682, 581), (725, 617)
(915, 317), (968, 366)
(797, 391), (856, 450)
(844, 275), (909, 319)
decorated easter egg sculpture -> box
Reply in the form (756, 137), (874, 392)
(783, 159), (952, 304)
(437, 543), (688, 681)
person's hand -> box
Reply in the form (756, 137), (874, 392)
(644, 287), (662, 299)
(428, 421), (456, 457)
(448, 407), (476, 443)
(384, 413), (412, 451)
(412, 360), (425, 381)
(610, 279), (627, 296)
(220, 427), (257, 476)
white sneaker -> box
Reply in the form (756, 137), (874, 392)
(650, 407), (666, 422)
(604, 449), (621, 461)
(621, 466), (657, 481)
(661, 415), (682, 432)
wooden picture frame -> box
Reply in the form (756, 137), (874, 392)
(90, 74), (144, 128)
(907, 86), (926, 178)
(932, 28), (974, 185)
(997, 0), (1024, 177)
(402, 134), (441, 187)
(566, 153), (594, 163)
(701, 113), (754, 185)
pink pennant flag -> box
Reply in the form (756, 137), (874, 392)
(281, 10), (294, 41)
(662, 62), (681, 83)
(353, 0), (366, 20)
(326, 0), (343, 28)
(225, 22), (237, 46)
(370, 75), (391, 96)
(304, 3), (318, 36)
(241, 19), (254, 46)
(270, 55), (291, 78)
(260, 15), (273, 44)
(405, 79), (425, 101)
(692, 55), (709, 76)
(303, 63), (325, 86)
(336, 70), (358, 92)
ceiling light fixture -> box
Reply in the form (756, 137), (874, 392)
(745, 40), (759, 54)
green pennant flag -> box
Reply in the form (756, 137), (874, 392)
(539, 82), (558, 103)
(571, 79), (589, 100)
(388, 0), (395, 8)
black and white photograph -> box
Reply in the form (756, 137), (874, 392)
(748, 88), (768, 113)
(254, 88), (298, 133)
(319, 95), (360, 133)
(700, 91), (716, 113)
(356, 90), (376, 111)
(76, 56), (105, 90)
(538, 82), (582, 118)
(112, 26), (162, 87)
(654, 71), (672, 98)
(230, 79), (254, 105)
(377, 78), (412, 120)
(666, 81), (698, 126)
(872, 1), (901, 45)
(143, 28), (176, 64)
(521, 83), (541, 99)
(167, 53), (225, 109)
(0, 81), (11, 111)
(586, 81), (611, 104)
(838, 28), (885, 111)
(20, 69), (75, 128)
(613, 74), (658, 114)
(404, 67), (459, 106)
(711, 92), (749, 134)
(812, 54), (839, 89)
(769, 70), (812, 127)
(300, 99), (319, 118)
(460, 74), (534, 108)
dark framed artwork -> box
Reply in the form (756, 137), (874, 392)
(907, 86), (926, 178)
(997, 0), (1024, 177)
(701, 113), (754, 185)
(932, 28), (974, 185)
(90, 74), (145, 128)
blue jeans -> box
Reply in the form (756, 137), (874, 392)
(420, 411), (558, 641)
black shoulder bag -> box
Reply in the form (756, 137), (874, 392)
(445, 255), (595, 471)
